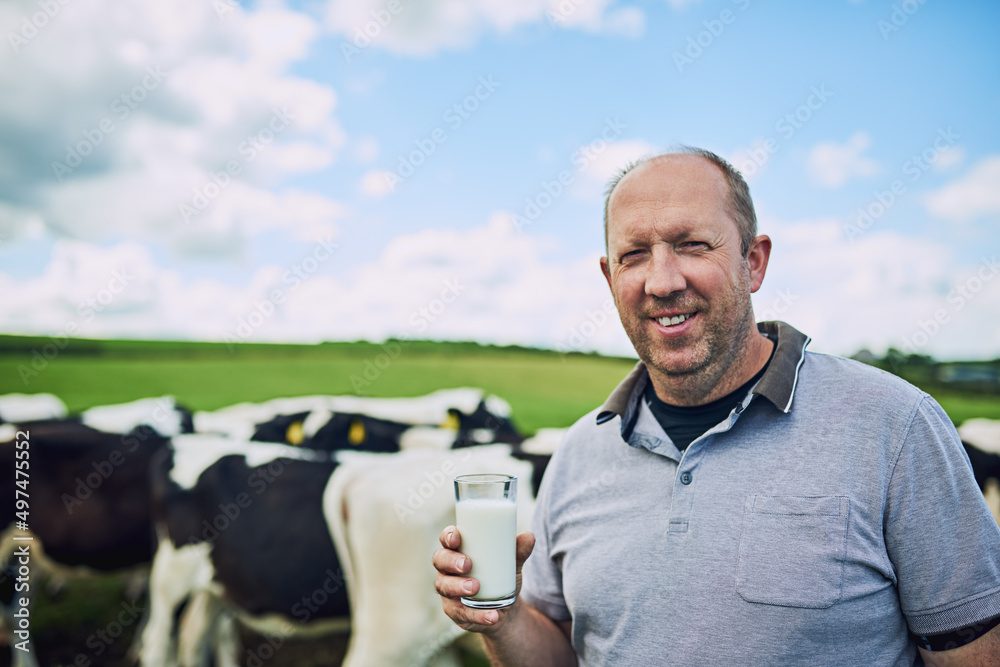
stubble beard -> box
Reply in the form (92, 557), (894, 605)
(624, 276), (757, 401)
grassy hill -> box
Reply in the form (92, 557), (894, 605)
(0, 335), (638, 434)
(1, 334), (998, 428)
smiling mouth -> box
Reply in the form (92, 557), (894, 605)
(655, 313), (694, 327)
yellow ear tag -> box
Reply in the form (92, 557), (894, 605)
(348, 419), (366, 446)
(286, 421), (305, 446)
(442, 413), (461, 430)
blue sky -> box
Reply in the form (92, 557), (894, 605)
(1, 0), (998, 360)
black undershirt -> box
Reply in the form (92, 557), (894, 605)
(643, 337), (775, 451)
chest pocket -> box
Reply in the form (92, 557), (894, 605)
(736, 495), (850, 609)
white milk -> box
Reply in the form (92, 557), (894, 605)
(456, 498), (517, 600)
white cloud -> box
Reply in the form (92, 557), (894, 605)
(932, 145), (965, 171)
(4, 215), (999, 360)
(572, 138), (658, 199)
(0, 240), (161, 341)
(549, 0), (645, 38)
(0, 217), (634, 355)
(0, 0), (344, 256)
(355, 136), (381, 163)
(923, 155), (1000, 221)
(807, 132), (879, 188)
(598, 6), (645, 38)
(755, 215), (1000, 359)
(727, 139), (774, 183)
(325, 0), (645, 57)
(360, 170), (396, 198)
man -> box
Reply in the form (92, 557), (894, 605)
(434, 148), (1000, 665)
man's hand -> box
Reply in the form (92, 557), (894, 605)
(433, 526), (535, 633)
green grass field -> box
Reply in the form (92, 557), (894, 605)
(1, 334), (997, 429)
(0, 336), (642, 434)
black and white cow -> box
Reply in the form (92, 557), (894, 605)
(0, 396), (193, 567)
(141, 436), (535, 667)
(304, 412), (415, 453)
(0, 421), (168, 571)
(0, 393), (67, 424)
(195, 388), (519, 448)
(0, 420), (167, 667)
(80, 396), (194, 438)
(0, 396), (193, 664)
(963, 442), (1000, 492)
(250, 406), (558, 499)
(959, 418), (1000, 523)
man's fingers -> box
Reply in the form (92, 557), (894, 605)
(432, 547), (471, 576)
(439, 525), (461, 550)
(440, 597), (502, 631)
(454, 605), (501, 629)
(435, 572), (479, 599)
(435, 527), (528, 636)
(515, 531), (536, 567)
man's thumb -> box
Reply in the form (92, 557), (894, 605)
(515, 531), (536, 568)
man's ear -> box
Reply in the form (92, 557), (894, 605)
(747, 235), (771, 293)
(600, 256), (612, 291)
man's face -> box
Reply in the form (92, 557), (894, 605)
(600, 155), (767, 384)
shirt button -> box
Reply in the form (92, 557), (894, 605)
(680, 472), (692, 485)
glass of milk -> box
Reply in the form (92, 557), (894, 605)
(454, 473), (518, 609)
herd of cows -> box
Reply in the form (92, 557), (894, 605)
(0, 390), (560, 666)
(1, 391), (999, 667)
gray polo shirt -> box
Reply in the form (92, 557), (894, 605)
(521, 321), (1000, 666)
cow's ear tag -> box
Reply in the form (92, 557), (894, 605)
(348, 419), (366, 445)
(286, 421), (305, 446)
(442, 412), (460, 431)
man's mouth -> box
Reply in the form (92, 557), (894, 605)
(655, 313), (694, 327)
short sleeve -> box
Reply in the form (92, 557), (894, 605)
(520, 461), (572, 622)
(885, 395), (1000, 635)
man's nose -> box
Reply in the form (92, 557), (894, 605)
(645, 246), (687, 297)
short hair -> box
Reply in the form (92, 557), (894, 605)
(602, 146), (758, 257)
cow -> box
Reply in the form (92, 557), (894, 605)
(140, 436), (535, 667)
(0, 396), (193, 568)
(324, 388), (513, 428)
(959, 418), (1000, 455)
(0, 393), (67, 423)
(250, 407), (556, 499)
(304, 412), (415, 453)
(0, 396), (193, 664)
(959, 418), (1000, 524)
(193, 396), (334, 442)
(234, 389), (524, 459)
(962, 442), (1000, 492)
(80, 396), (193, 438)
(0, 420), (168, 667)
(193, 388), (516, 444)
(0, 421), (168, 571)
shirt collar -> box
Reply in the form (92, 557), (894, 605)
(754, 320), (811, 413)
(595, 321), (811, 432)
